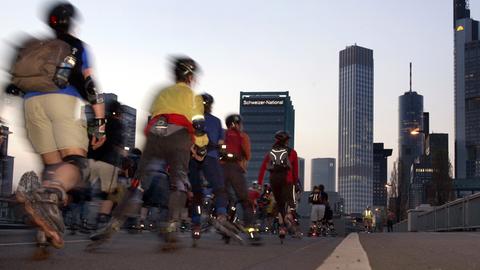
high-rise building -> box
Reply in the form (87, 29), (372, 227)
(239, 91), (295, 184)
(338, 44), (374, 214)
(398, 89), (424, 216)
(311, 158), (336, 192)
(85, 93), (137, 150)
(298, 157), (305, 191)
(454, 0), (480, 179)
(373, 143), (392, 209)
(0, 125), (14, 196)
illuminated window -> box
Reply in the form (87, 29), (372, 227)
(457, 25), (465, 32)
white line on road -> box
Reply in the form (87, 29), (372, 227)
(317, 233), (372, 270)
(0, 239), (90, 247)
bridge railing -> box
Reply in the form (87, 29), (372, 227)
(395, 192), (480, 232)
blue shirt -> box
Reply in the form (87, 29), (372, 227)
(24, 48), (90, 100)
(205, 113), (224, 158)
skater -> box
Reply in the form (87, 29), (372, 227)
(189, 93), (230, 245)
(221, 114), (262, 244)
(363, 206), (374, 233)
(308, 185), (326, 237)
(90, 57), (208, 251)
(257, 130), (300, 243)
(8, 2), (106, 250)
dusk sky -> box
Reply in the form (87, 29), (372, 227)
(0, 0), (472, 190)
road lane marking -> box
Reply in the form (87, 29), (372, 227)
(0, 239), (90, 247)
(317, 233), (371, 270)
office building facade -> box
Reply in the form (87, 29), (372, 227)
(0, 125), (14, 196)
(373, 143), (392, 209)
(311, 158), (336, 192)
(454, 0), (480, 178)
(298, 157), (305, 191)
(240, 91), (295, 184)
(338, 45), (374, 214)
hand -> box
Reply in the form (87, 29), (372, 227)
(91, 133), (106, 150)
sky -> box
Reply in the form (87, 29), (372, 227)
(0, 0), (472, 190)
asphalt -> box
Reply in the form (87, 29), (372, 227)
(359, 232), (480, 270)
(0, 229), (342, 270)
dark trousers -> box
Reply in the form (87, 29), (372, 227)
(222, 162), (254, 227)
(189, 156), (227, 225)
(134, 128), (192, 223)
(270, 170), (294, 222)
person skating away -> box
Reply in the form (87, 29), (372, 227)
(8, 2), (106, 251)
(257, 131), (300, 243)
(363, 206), (374, 233)
(90, 57), (208, 251)
(308, 186), (324, 236)
(387, 210), (395, 232)
(188, 93), (229, 244)
(220, 114), (262, 245)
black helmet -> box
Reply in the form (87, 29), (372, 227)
(225, 114), (242, 127)
(47, 2), (76, 33)
(274, 130), (290, 142)
(173, 57), (199, 81)
(201, 93), (214, 106)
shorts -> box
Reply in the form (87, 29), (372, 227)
(310, 204), (326, 222)
(24, 94), (88, 154)
(88, 159), (119, 193)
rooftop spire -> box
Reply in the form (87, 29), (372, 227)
(409, 62), (412, 92)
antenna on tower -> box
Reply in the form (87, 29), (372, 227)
(409, 62), (412, 92)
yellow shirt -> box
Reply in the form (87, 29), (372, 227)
(150, 82), (204, 123)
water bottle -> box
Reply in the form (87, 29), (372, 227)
(53, 54), (76, 89)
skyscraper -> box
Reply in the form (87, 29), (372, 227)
(311, 158), (336, 192)
(338, 45), (374, 214)
(239, 91), (295, 184)
(454, 0), (480, 178)
(298, 157), (305, 191)
(0, 124), (14, 196)
(373, 143), (392, 210)
(398, 88), (424, 216)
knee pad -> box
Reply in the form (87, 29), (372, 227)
(63, 155), (90, 182)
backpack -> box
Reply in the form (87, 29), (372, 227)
(267, 146), (291, 171)
(10, 36), (82, 93)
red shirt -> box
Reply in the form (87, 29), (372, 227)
(257, 148), (299, 185)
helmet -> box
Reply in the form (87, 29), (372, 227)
(173, 57), (199, 80)
(201, 93), (214, 106)
(47, 2), (76, 33)
(225, 114), (242, 127)
(274, 130), (290, 142)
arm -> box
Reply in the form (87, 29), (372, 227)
(291, 149), (299, 183)
(241, 132), (251, 161)
(257, 154), (269, 186)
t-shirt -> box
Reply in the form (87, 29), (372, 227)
(205, 113), (223, 158)
(24, 35), (90, 100)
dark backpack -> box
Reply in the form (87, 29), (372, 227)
(267, 146), (291, 171)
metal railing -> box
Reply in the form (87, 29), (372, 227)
(394, 192), (480, 232)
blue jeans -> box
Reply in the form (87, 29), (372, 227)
(189, 156), (227, 225)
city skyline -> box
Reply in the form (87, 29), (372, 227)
(0, 1), (469, 189)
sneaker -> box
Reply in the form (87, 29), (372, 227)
(89, 217), (122, 241)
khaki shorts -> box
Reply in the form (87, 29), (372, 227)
(88, 159), (119, 193)
(24, 94), (88, 154)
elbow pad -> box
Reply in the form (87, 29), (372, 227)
(85, 76), (104, 104)
(192, 117), (206, 136)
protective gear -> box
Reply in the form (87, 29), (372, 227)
(63, 155), (90, 182)
(88, 118), (106, 139)
(194, 134), (209, 148)
(192, 117), (206, 136)
(201, 93), (214, 106)
(47, 2), (76, 33)
(225, 114), (242, 128)
(274, 130), (290, 143)
(173, 57), (199, 80)
(84, 76), (104, 104)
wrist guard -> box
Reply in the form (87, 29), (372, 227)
(192, 117), (206, 136)
(85, 76), (104, 104)
(88, 118), (106, 139)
